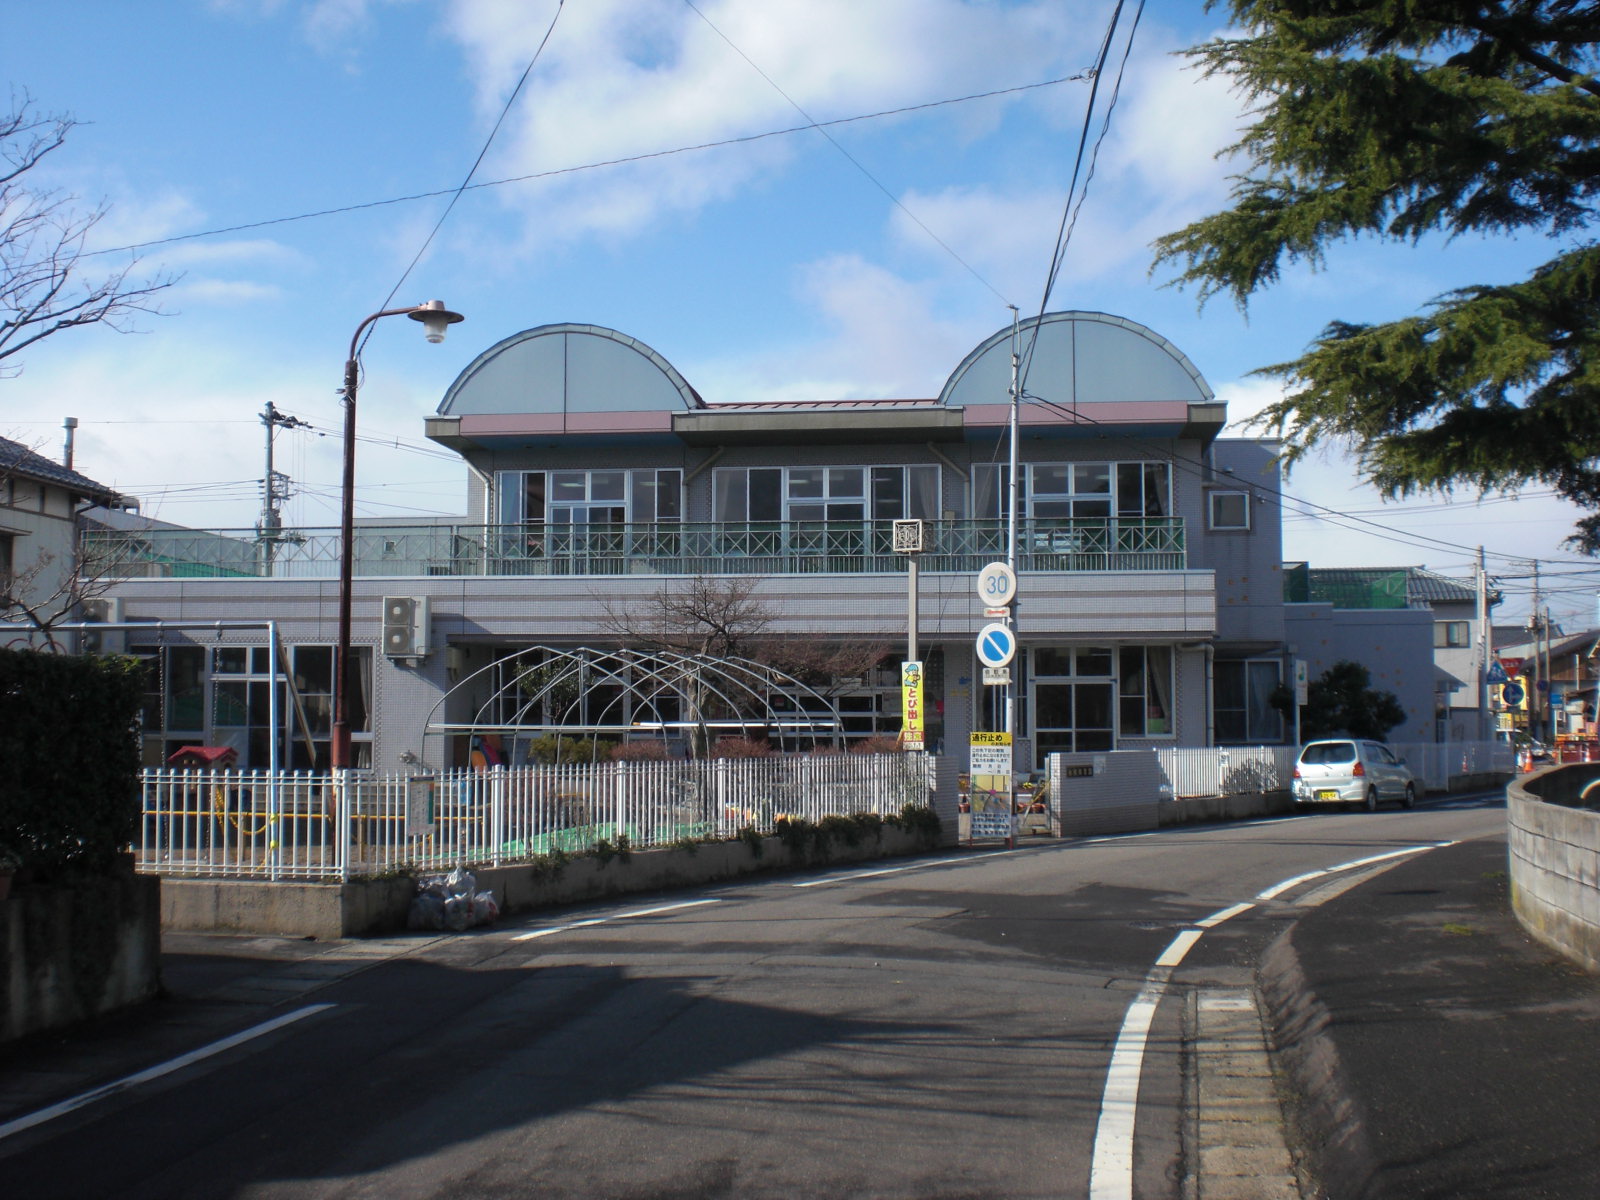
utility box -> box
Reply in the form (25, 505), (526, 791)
(381, 595), (431, 658)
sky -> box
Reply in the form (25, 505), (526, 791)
(3, 0), (1595, 626)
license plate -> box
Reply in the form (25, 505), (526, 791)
(1315, 789), (1339, 801)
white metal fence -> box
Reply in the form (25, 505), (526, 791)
(1155, 739), (1514, 799)
(139, 753), (932, 881)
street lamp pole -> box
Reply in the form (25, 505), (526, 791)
(331, 300), (464, 771)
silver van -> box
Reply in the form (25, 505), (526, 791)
(1292, 739), (1416, 810)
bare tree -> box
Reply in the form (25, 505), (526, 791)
(599, 575), (891, 752)
(2, 92), (175, 377)
(600, 575), (775, 659)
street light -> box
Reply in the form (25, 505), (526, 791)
(331, 300), (464, 771)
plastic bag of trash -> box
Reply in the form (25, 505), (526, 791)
(407, 891), (446, 931)
(443, 893), (474, 931)
(408, 870), (496, 930)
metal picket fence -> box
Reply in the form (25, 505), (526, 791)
(138, 752), (931, 881)
(1154, 739), (1514, 800)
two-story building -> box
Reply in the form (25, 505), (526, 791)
(93, 310), (1292, 771)
(2, 433), (122, 640)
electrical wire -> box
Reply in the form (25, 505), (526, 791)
(682, 0), (1015, 306)
(78, 75), (1089, 264)
(1018, 0), (1144, 404)
(359, 0), (565, 361)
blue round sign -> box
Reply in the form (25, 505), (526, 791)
(976, 622), (1016, 668)
(1502, 682), (1525, 705)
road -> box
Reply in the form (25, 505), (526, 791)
(1, 797), (1507, 1199)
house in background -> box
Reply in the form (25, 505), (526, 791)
(1, 433), (123, 641)
(93, 311), (1297, 770)
(1282, 565), (1494, 743)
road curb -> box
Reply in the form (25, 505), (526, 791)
(1186, 985), (1301, 1199)
(1256, 927), (1373, 1200)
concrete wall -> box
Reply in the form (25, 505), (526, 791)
(1051, 750), (1167, 835)
(2, 869), (162, 1043)
(1201, 439), (1286, 649)
(1508, 766), (1600, 973)
(162, 818), (949, 939)
(1284, 603), (1437, 742)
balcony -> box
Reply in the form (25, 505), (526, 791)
(84, 517), (1187, 581)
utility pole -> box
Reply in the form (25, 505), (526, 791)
(1528, 561), (1544, 744)
(257, 401), (311, 576)
(1005, 307), (1021, 852)
(1476, 547), (1490, 742)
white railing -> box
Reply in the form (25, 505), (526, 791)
(139, 753), (931, 881)
(1155, 739), (1515, 800)
(1156, 745), (1298, 799)
(1387, 740), (1516, 792)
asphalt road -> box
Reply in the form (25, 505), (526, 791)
(0, 797), (1509, 1200)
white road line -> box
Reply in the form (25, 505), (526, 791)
(790, 847), (1026, 888)
(1256, 869), (1330, 900)
(1197, 902), (1254, 928)
(1088, 838), (1458, 1198)
(511, 897), (721, 941)
(0, 1003), (336, 1142)
(1155, 929), (1203, 967)
(1088, 925), (1201, 1199)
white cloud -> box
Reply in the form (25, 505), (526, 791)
(444, 0), (1096, 251)
(172, 279), (286, 305)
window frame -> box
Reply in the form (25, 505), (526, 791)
(1208, 490), (1250, 531)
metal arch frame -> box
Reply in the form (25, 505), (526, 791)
(418, 644), (849, 764)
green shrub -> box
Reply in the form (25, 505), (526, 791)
(0, 649), (144, 877)
(528, 733), (618, 764)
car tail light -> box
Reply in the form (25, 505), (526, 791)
(1352, 761), (1365, 777)
(1292, 765), (1302, 779)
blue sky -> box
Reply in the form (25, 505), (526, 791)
(3, 0), (1592, 624)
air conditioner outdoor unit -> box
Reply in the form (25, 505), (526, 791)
(382, 595), (431, 658)
(80, 596), (125, 654)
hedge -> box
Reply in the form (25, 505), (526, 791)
(0, 648), (144, 877)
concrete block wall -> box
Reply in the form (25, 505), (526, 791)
(2, 870), (162, 1043)
(1507, 769), (1600, 973)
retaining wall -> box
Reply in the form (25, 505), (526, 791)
(162, 822), (944, 939)
(1507, 766), (1600, 973)
(2, 867), (162, 1043)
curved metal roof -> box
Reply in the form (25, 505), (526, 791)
(938, 310), (1214, 409)
(437, 323), (703, 417)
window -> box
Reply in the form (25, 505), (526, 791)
(211, 644), (371, 769)
(0, 532), (12, 577)
(1209, 491), (1250, 530)
(1119, 645), (1174, 737)
(496, 469), (682, 527)
(713, 465), (936, 524)
(1434, 620), (1470, 648)
(1030, 646), (1116, 766)
(975, 461), (1170, 521)
(1214, 659), (1283, 743)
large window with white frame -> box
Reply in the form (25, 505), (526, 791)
(973, 461), (1171, 521)
(712, 465), (939, 523)
(496, 468), (682, 527)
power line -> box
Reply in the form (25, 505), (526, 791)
(79, 75), (1089, 264)
(1020, 1), (1143, 399)
(360, 0), (566, 359)
(682, 0), (1013, 306)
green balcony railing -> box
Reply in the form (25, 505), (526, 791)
(83, 517), (1187, 581)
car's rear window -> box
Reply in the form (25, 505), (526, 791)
(1301, 741), (1356, 765)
